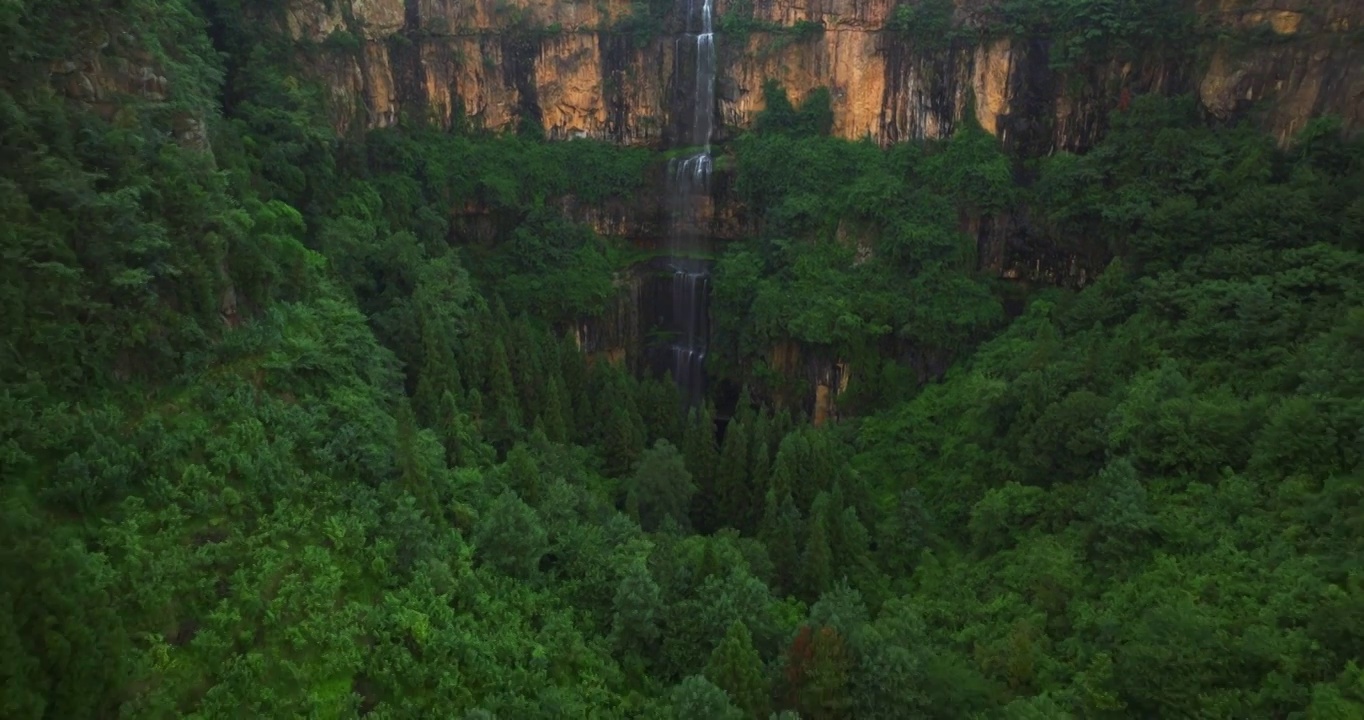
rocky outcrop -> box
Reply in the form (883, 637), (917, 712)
(277, 0), (1362, 149)
(48, 43), (211, 150)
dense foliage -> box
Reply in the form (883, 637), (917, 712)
(3, 0), (1363, 719)
(888, 0), (1199, 68)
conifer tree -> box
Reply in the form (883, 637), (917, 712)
(770, 408), (795, 454)
(802, 514), (834, 602)
(437, 389), (490, 468)
(559, 332), (592, 441)
(706, 620), (770, 719)
(693, 541), (724, 588)
(503, 443), (541, 506)
(485, 338), (522, 451)
(539, 372), (571, 444)
(672, 675), (744, 720)
(414, 328), (463, 427)
(585, 361), (620, 444)
(684, 402), (722, 533)
(602, 405), (644, 477)
(457, 318), (491, 399)
(626, 439), (696, 532)
(474, 490), (547, 579)
(715, 420), (752, 532)
(640, 377), (683, 445)
(768, 432), (805, 506)
(785, 625), (854, 719)
(879, 487), (932, 573)
(748, 412), (773, 535)
(734, 386), (758, 428)
(396, 397), (442, 519)
(613, 558), (663, 658)
(508, 316), (545, 424)
(760, 491), (804, 596)
(466, 387), (486, 423)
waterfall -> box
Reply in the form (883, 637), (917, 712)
(663, 0), (716, 406)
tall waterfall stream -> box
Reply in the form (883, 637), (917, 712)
(663, 0), (716, 406)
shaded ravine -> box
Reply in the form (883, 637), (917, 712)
(662, 0), (716, 406)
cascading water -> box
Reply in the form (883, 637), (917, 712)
(662, 0), (716, 405)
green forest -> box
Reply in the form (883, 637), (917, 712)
(3, 0), (1363, 718)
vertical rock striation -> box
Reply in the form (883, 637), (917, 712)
(273, 0), (1362, 150)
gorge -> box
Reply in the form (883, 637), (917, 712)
(255, 0), (1364, 416)
(4, 0), (1364, 717)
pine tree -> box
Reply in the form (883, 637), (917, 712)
(503, 443), (541, 506)
(879, 487), (932, 573)
(602, 405), (644, 477)
(672, 675), (744, 720)
(612, 558), (663, 658)
(626, 439), (696, 532)
(487, 338), (519, 410)
(474, 490), (547, 579)
(414, 327), (463, 428)
(437, 389), (490, 468)
(395, 397), (440, 519)
(748, 413), (772, 535)
(485, 338), (522, 452)
(715, 420), (751, 532)
(785, 625), (854, 720)
(760, 491), (803, 596)
(586, 361), (622, 444)
(466, 387), (486, 423)
(683, 403), (721, 532)
(693, 541), (724, 588)
(769, 431), (805, 506)
(734, 385), (758, 428)
(559, 332), (591, 442)
(802, 514), (834, 602)
(640, 376), (683, 445)
(457, 318), (490, 400)
(706, 621), (770, 719)
(508, 316), (545, 424)
(539, 372), (571, 444)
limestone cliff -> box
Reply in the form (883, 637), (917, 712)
(277, 0), (1362, 149)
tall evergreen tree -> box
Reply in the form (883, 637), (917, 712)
(485, 338), (522, 451)
(559, 332), (591, 441)
(879, 487), (932, 573)
(602, 405), (644, 477)
(769, 432), (805, 506)
(672, 675), (744, 720)
(539, 372), (571, 444)
(507, 316), (545, 425)
(437, 389), (491, 468)
(396, 397), (441, 518)
(627, 439), (696, 532)
(613, 558), (663, 659)
(760, 491), (804, 596)
(474, 490), (547, 580)
(785, 625), (854, 720)
(684, 403), (721, 532)
(706, 621), (770, 719)
(715, 420), (752, 532)
(640, 377), (683, 445)
(802, 514), (834, 602)
(748, 413), (773, 535)
(414, 329), (463, 427)
(503, 443), (541, 506)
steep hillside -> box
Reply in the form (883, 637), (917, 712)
(2, 0), (1362, 718)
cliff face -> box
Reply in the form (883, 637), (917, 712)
(280, 0), (1363, 149)
(271, 0), (1361, 418)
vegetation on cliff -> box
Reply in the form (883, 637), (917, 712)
(3, 1), (1363, 719)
